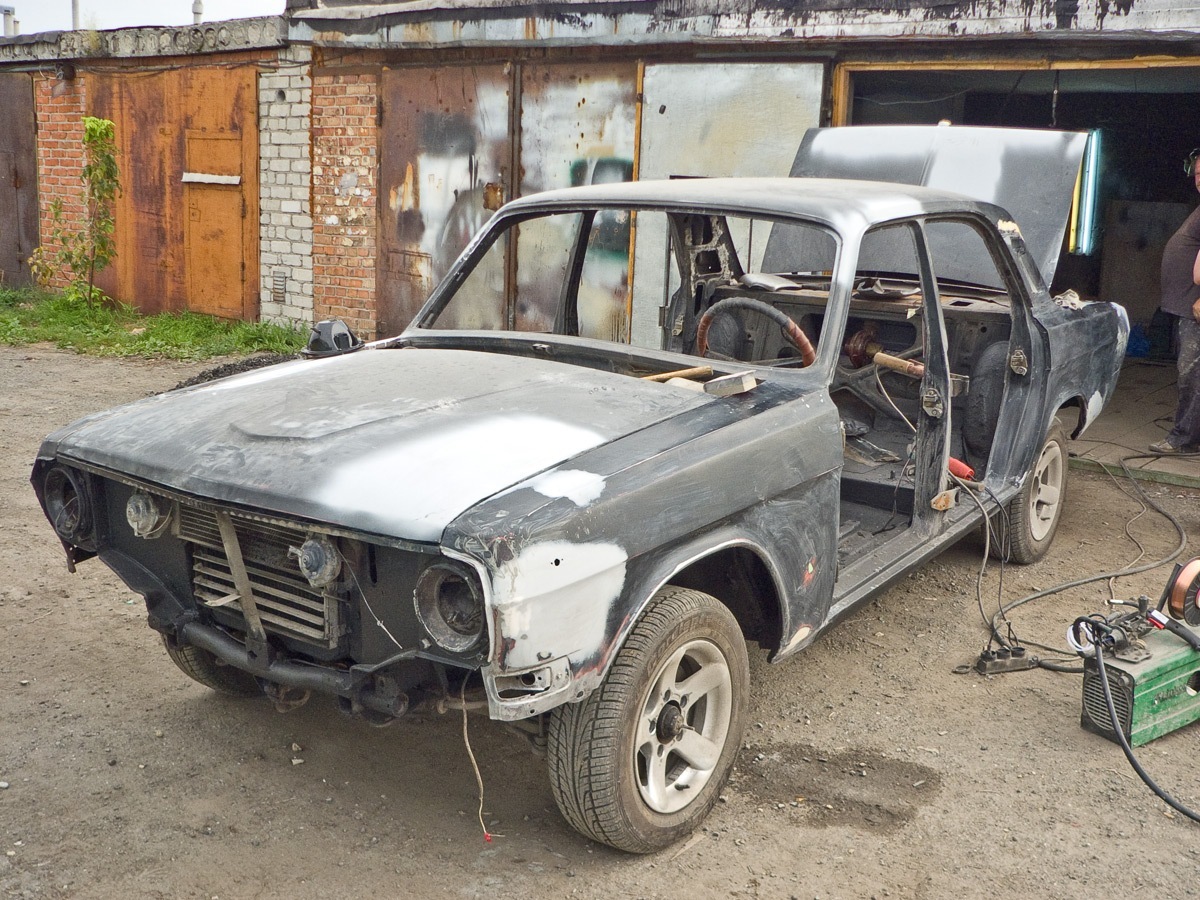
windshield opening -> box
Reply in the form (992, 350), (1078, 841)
(425, 207), (841, 366)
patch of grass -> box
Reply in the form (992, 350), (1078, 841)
(0, 286), (306, 360)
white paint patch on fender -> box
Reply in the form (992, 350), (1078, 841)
(528, 469), (607, 507)
(491, 541), (628, 669)
(780, 624), (813, 655)
(1085, 390), (1104, 429)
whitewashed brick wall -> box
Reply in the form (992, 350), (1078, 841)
(258, 45), (313, 329)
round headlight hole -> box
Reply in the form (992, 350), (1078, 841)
(414, 562), (484, 654)
(44, 466), (92, 543)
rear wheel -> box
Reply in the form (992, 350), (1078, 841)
(996, 417), (1069, 564)
(162, 636), (262, 697)
(547, 586), (749, 853)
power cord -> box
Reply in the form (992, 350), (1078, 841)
(987, 452), (1189, 656)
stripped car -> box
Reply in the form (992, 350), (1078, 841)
(32, 126), (1127, 853)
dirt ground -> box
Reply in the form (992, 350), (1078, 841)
(2, 344), (1199, 900)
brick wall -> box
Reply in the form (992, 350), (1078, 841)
(258, 45), (314, 329)
(33, 72), (88, 289)
(312, 71), (378, 339)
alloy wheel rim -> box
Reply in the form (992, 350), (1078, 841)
(1028, 440), (1064, 542)
(635, 638), (733, 814)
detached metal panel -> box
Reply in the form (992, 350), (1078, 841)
(0, 73), (38, 287)
(788, 125), (1088, 288)
(630, 62), (824, 346)
(639, 63), (824, 182)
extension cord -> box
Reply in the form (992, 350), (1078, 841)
(975, 646), (1038, 674)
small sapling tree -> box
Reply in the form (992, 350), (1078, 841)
(32, 116), (120, 305)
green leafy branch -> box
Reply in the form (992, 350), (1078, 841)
(31, 116), (121, 306)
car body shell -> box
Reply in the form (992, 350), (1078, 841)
(32, 165), (1127, 725)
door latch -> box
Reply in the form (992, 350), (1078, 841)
(921, 387), (944, 418)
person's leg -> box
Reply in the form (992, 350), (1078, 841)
(1164, 316), (1200, 450)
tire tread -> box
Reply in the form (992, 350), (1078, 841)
(546, 586), (747, 853)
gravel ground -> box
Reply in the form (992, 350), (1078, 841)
(2, 344), (1199, 900)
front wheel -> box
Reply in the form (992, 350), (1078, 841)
(997, 417), (1069, 564)
(546, 586), (749, 853)
(162, 635), (263, 697)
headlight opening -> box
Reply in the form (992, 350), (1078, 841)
(125, 491), (171, 539)
(44, 465), (95, 546)
(414, 561), (486, 654)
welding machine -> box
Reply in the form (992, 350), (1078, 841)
(1081, 619), (1200, 746)
(1079, 560), (1200, 747)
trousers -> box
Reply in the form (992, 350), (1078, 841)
(1167, 316), (1200, 448)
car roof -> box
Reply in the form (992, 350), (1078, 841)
(501, 177), (1006, 231)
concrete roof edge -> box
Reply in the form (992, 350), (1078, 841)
(0, 16), (286, 63)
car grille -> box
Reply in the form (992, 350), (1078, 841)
(176, 504), (339, 646)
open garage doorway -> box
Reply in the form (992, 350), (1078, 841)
(840, 64), (1200, 347)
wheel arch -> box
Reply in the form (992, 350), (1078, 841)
(614, 531), (787, 667)
(1055, 395), (1087, 439)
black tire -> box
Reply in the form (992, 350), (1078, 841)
(162, 635), (263, 697)
(546, 586), (749, 853)
(995, 417), (1069, 564)
(962, 340), (1010, 465)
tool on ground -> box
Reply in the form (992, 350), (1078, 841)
(1072, 561), (1200, 748)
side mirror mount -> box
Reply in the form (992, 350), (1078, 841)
(303, 319), (364, 358)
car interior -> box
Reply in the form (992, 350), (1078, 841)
(428, 206), (1023, 561)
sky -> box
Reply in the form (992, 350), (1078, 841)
(8, 0), (285, 36)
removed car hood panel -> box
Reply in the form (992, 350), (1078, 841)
(788, 125), (1088, 287)
(48, 348), (710, 541)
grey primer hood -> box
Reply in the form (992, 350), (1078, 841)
(790, 125), (1088, 288)
(45, 348), (711, 541)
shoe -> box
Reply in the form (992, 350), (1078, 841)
(1150, 438), (1181, 454)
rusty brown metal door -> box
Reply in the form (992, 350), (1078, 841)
(377, 65), (513, 337)
(377, 63), (640, 337)
(92, 67), (257, 318)
(0, 74), (39, 286)
(184, 132), (246, 319)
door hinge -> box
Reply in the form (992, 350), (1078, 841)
(1009, 348), (1029, 376)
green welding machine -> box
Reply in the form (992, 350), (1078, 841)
(1081, 617), (1200, 747)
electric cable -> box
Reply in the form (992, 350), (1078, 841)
(988, 452), (1189, 654)
(875, 367), (916, 433)
(1033, 658), (1083, 673)
(867, 369), (918, 538)
(1093, 459), (1150, 600)
(950, 470), (1003, 644)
